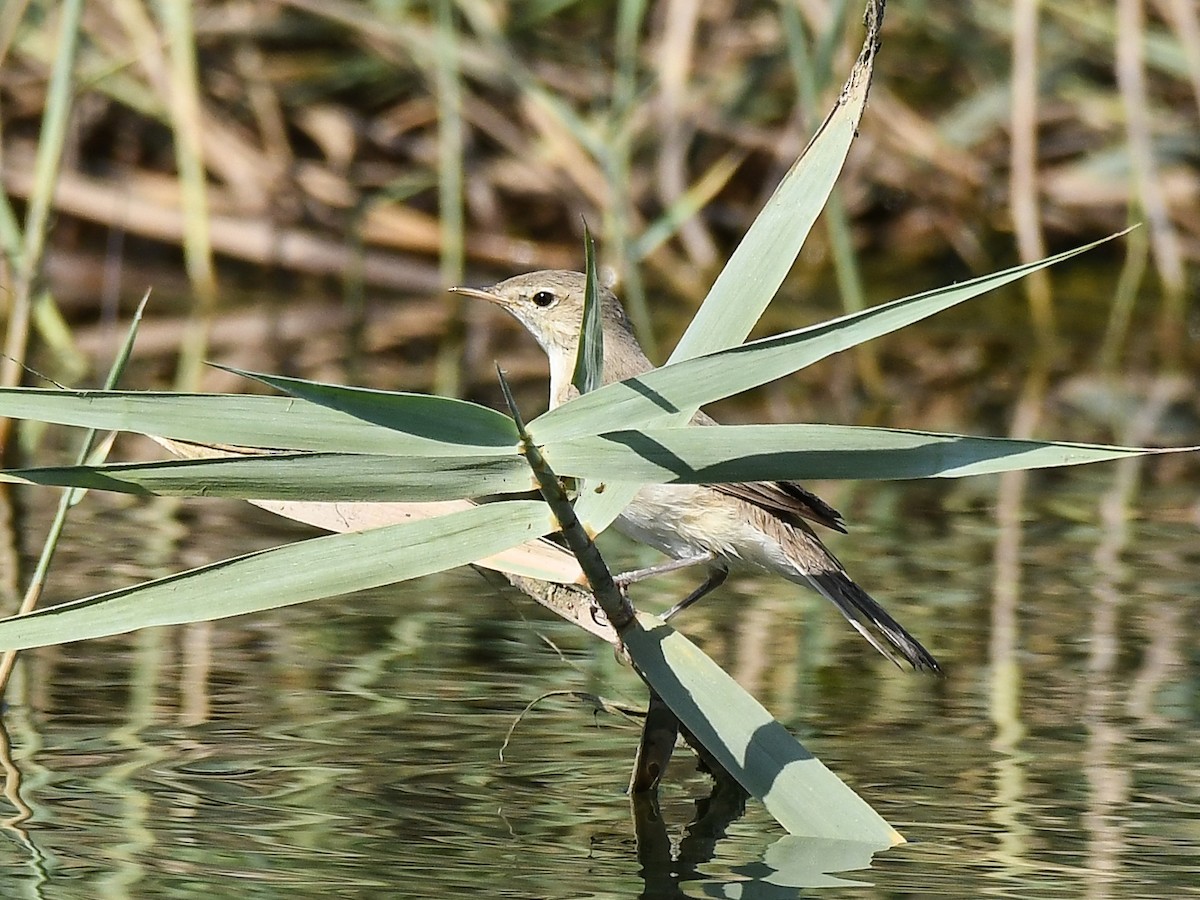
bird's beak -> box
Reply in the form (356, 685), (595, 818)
(448, 285), (502, 305)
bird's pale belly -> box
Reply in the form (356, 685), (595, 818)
(615, 483), (796, 576)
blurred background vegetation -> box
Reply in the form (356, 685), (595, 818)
(0, 0), (1197, 442)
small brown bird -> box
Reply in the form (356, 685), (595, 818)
(453, 271), (939, 672)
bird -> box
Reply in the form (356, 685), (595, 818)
(451, 270), (940, 672)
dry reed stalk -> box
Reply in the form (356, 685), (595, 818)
(0, 153), (572, 285)
(653, 0), (718, 268)
(105, 0), (279, 210)
(1152, 0), (1200, 120)
(1115, 0), (1188, 366)
(1009, 0), (1056, 353)
(0, 0), (32, 66)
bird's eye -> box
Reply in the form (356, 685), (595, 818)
(531, 290), (556, 308)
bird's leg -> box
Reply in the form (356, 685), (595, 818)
(613, 551), (716, 587)
(663, 565), (728, 621)
(612, 552), (727, 621)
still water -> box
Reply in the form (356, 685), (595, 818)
(0, 460), (1196, 898)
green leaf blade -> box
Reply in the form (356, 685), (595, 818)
(541, 423), (1192, 483)
(667, 4), (881, 364)
(0, 500), (556, 651)
(0, 390), (500, 455)
(0, 451), (533, 501)
(624, 612), (902, 845)
(571, 226), (604, 396)
(221, 366), (519, 447)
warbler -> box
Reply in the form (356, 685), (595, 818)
(453, 271), (939, 672)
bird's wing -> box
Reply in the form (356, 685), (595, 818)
(713, 481), (847, 534)
(688, 409), (847, 534)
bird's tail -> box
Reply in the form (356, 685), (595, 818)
(805, 569), (941, 673)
